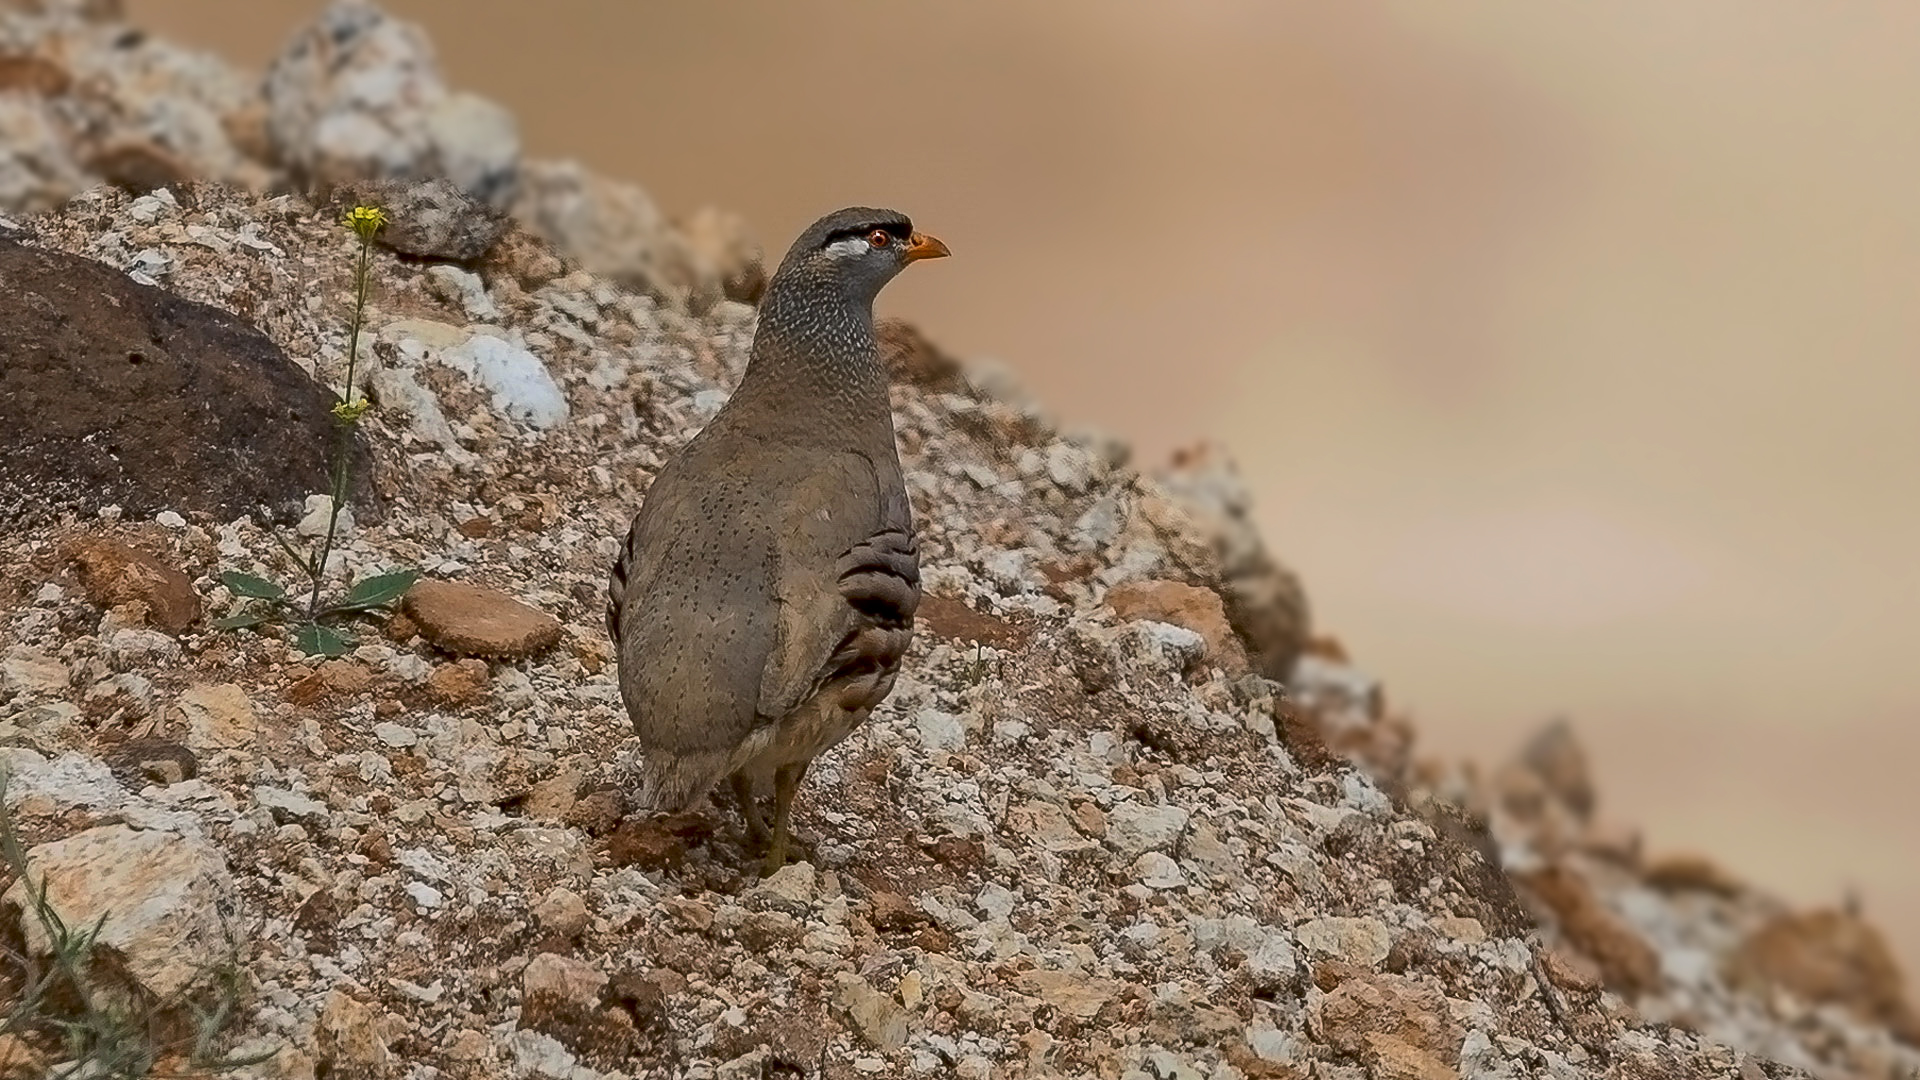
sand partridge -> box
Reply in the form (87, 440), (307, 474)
(607, 207), (948, 872)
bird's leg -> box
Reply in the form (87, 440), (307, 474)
(763, 761), (811, 875)
(729, 773), (772, 850)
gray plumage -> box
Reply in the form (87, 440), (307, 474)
(606, 206), (948, 869)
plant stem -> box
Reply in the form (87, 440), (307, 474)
(307, 233), (374, 619)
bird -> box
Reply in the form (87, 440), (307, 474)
(606, 206), (948, 874)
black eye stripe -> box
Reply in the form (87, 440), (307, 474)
(823, 223), (911, 248)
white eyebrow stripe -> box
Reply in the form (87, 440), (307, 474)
(826, 236), (872, 258)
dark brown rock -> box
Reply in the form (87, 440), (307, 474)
(0, 237), (375, 527)
(64, 536), (201, 633)
(101, 737), (199, 790)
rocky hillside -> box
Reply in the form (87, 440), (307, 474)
(0, 2), (1917, 1079)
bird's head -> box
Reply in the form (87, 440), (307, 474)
(773, 206), (950, 302)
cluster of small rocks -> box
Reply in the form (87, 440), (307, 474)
(0, 4), (1915, 1080)
(0, 0), (761, 316)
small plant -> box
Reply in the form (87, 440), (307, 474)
(0, 767), (273, 1076)
(214, 205), (418, 658)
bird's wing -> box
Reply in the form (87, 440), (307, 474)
(608, 437), (786, 759)
(756, 449), (920, 723)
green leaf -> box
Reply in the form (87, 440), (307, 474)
(219, 571), (287, 602)
(213, 611), (275, 630)
(336, 569), (420, 612)
(292, 623), (353, 658)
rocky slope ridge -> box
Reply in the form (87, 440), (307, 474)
(0, 2), (1915, 1079)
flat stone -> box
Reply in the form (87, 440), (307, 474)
(1013, 969), (1121, 1021)
(1, 646), (68, 696)
(401, 579), (561, 659)
(1106, 801), (1190, 859)
(254, 785), (330, 827)
(832, 972), (908, 1051)
(1294, 916), (1395, 968)
(523, 951), (606, 1008)
(65, 537), (201, 633)
(373, 722), (418, 748)
(3, 824), (236, 1001)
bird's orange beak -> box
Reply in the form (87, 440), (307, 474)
(903, 232), (951, 263)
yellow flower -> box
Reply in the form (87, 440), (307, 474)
(332, 397), (371, 423)
(343, 205), (387, 242)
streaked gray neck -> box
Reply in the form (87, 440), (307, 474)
(720, 270), (894, 450)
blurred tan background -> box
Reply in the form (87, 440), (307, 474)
(134, 1), (1920, 973)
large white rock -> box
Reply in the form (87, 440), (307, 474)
(3, 824), (237, 1000)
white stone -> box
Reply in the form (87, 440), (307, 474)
(296, 493), (353, 538)
(1245, 930), (1299, 992)
(425, 263), (499, 320)
(1044, 441), (1100, 493)
(1127, 620), (1206, 673)
(975, 882), (1018, 922)
(914, 708), (967, 752)
(254, 786), (330, 826)
(374, 722), (419, 748)
(1133, 851), (1187, 889)
(370, 364), (466, 455)
(437, 333), (570, 429)
(1106, 801), (1190, 859)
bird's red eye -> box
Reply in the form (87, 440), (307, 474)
(868, 229), (891, 248)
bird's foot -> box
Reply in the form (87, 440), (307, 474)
(758, 832), (816, 876)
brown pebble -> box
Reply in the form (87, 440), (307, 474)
(286, 659), (374, 706)
(867, 891), (926, 933)
(564, 790), (625, 837)
(426, 658), (491, 706)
